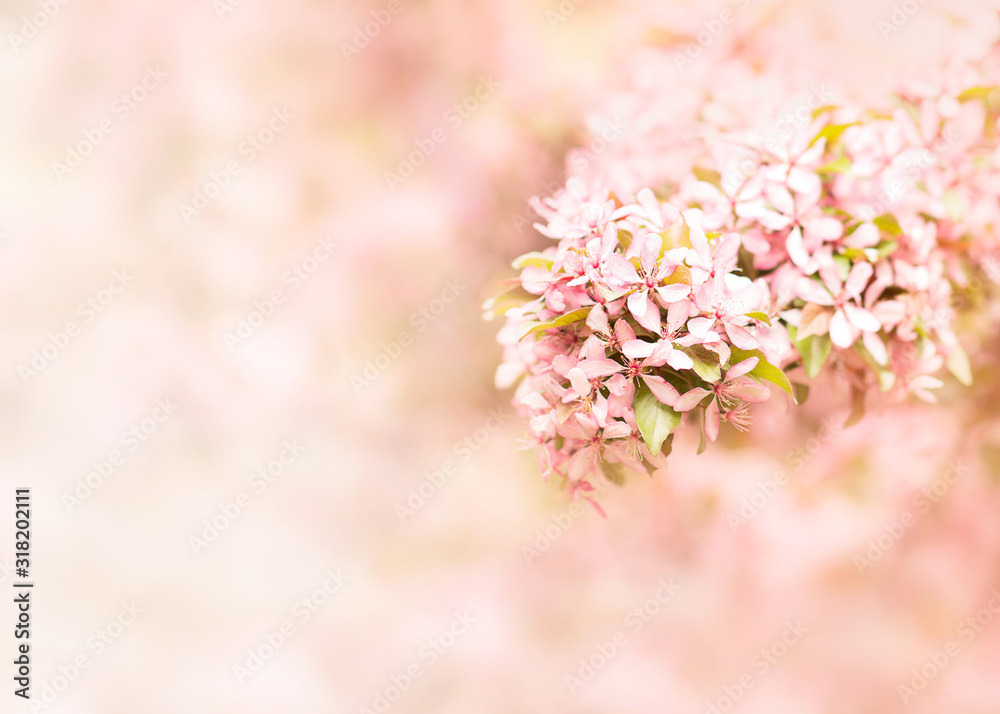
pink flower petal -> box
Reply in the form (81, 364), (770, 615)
(640, 233), (663, 273)
(608, 254), (640, 283)
(641, 375), (680, 406)
(724, 322), (760, 350)
(705, 399), (721, 441)
(586, 304), (610, 335)
(627, 290), (649, 319)
(726, 356), (759, 380)
(614, 319), (636, 344)
(862, 330), (888, 365)
(551, 354), (577, 376)
(605, 374), (629, 396)
(846, 222), (880, 248)
(845, 261), (874, 297)
(684, 209), (712, 266)
(567, 367), (591, 397)
(602, 420), (631, 440)
(741, 230), (772, 255)
(600, 223), (618, 261)
(655, 283), (691, 303)
(623, 339), (655, 360)
(675, 387), (711, 412)
(788, 167), (822, 195)
(725, 377), (771, 402)
(844, 303), (881, 332)
(803, 215), (844, 241)
(766, 183), (795, 215)
(593, 392), (609, 424)
(796, 276), (835, 305)
(667, 349), (694, 370)
(634, 296), (662, 332)
(829, 308), (855, 348)
(818, 262), (843, 296)
(786, 227), (814, 273)
(727, 282), (766, 315)
(714, 233), (742, 266)
(578, 358), (623, 378)
(687, 316), (716, 338)
(644, 341), (673, 366)
(759, 210), (793, 231)
(666, 300), (691, 333)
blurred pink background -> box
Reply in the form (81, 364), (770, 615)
(2, 0), (1000, 712)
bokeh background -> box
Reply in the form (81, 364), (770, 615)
(2, 0), (1000, 712)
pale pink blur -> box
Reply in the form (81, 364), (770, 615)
(0, 1), (999, 713)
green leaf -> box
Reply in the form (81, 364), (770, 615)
(958, 86), (997, 103)
(817, 156), (851, 174)
(482, 285), (535, 319)
(659, 433), (675, 459)
(511, 252), (553, 270)
(693, 166), (722, 189)
(854, 342), (896, 391)
(943, 189), (964, 222)
(796, 334), (832, 379)
(743, 311), (772, 326)
(518, 308), (590, 340)
(729, 347), (796, 402)
(873, 214), (902, 236)
(874, 239), (898, 259)
(616, 229), (634, 251)
(797, 303), (832, 340)
(633, 383), (681, 454)
(946, 344), (973, 386)
(832, 253), (852, 280)
(845, 384), (866, 427)
(792, 382), (810, 405)
(810, 122), (858, 148)
(683, 344), (722, 382)
(811, 104), (838, 119)
(696, 408), (708, 455)
(981, 443), (1000, 484)
(600, 459), (630, 486)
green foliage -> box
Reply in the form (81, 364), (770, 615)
(633, 383), (681, 454)
(729, 347), (796, 401)
(518, 308), (590, 340)
(796, 334), (832, 379)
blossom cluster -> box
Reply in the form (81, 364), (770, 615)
(489, 46), (1000, 508)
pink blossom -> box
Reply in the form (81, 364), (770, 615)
(674, 357), (771, 441)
